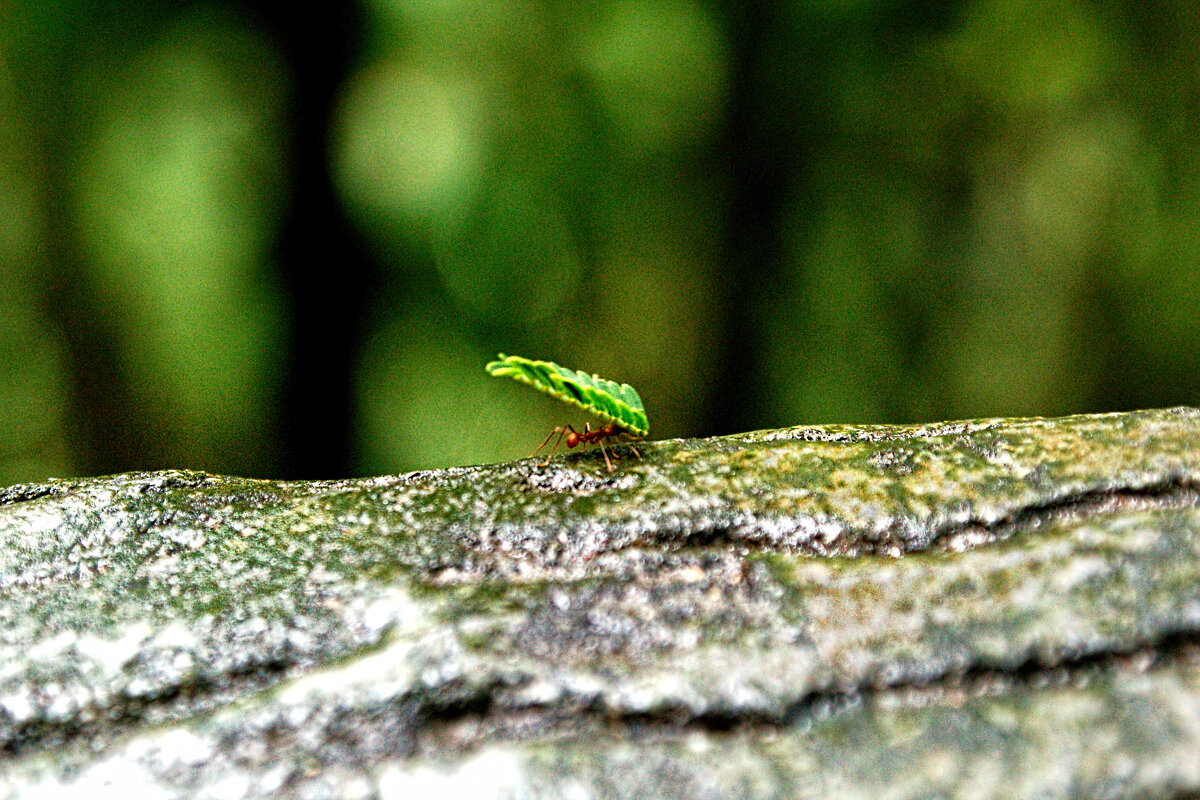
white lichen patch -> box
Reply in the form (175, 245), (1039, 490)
(378, 746), (525, 800)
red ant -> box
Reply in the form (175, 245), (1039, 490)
(531, 421), (642, 472)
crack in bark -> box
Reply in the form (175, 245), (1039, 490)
(412, 627), (1200, 758)
(646, 479), (1200, 559)
(930, 480), (1200, 554)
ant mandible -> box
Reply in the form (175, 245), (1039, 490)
(530, 421), (642, 472)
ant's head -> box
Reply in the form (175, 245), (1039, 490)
(565, 431), (580, 448)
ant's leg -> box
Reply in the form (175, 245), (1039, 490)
(616, 434), (642, 460)
(530, 426), (564, 457)
(536, 427), (567, 466)
(532, 426), (564, 464)
(597, 439), (615, 471)
(534, 424), (578, 467)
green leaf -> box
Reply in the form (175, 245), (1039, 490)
(485, 353), (649, 437)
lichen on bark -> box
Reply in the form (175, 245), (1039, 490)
(1, 407), (1199, 798)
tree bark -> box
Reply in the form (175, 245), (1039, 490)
(2, 408), (1199, 797)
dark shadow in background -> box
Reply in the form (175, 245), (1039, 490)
(255, 1), (377, 479)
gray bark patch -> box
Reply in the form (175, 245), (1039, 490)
(2, 407), (1199, 798)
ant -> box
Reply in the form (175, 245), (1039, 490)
(531, 421), (642, 472)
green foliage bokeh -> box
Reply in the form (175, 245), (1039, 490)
(1, 0), (1198, 484)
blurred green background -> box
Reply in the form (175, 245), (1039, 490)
(1, 0), (1197, 485)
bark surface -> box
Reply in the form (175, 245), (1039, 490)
(2, 408), (1199, 798)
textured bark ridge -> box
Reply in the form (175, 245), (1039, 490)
(2, 408), (1200, 798)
